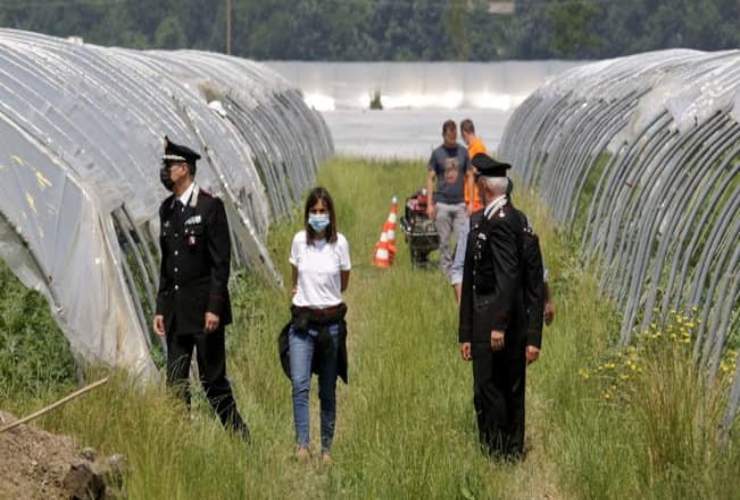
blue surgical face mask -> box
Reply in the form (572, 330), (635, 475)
(308, 213), (330, 232)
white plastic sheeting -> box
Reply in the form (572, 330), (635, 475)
(0, 29), (332, 379)
(498, 49), (739, 440)
(266, 60), (580, 111)
(266, 60), (584, 158)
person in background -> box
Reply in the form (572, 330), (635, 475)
(288, 187), (351, 465)
(460, 118), (486, 215)
(153, 137), (249, 440)
(544, 278), (555, 326)
(426, 120), (471, 285)
(451, 119), (487, 302)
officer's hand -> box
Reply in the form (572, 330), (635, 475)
(544, 300), (556, 326)
(204, 312), (220, 333)
(153, 315), (166, 337)
(460, 342), (472, 361)
(426, 204), (436, 219)
(490, 330), (505, 351)
(526, 345), (540, 365)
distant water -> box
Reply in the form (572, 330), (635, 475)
(266, 61), (585, 159)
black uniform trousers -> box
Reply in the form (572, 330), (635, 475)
(471, 338), (526, 459)
(165, 324), (248, 438)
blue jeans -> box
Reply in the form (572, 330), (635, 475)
(450, 217), (471, 286)
(289, 323), (340, 452)
(434, 202), (468, 283)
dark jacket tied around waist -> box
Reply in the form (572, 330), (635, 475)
(279, 303), (349, 384)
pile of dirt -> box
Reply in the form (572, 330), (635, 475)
(0, 411), (124, 499)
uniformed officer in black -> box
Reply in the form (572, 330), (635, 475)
(458, 153), (529, 459)
(153, 137), (249, 439)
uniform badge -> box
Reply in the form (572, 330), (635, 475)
(185, 215), (202, 226)
(188, 235), (197, 246)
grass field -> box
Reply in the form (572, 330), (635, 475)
(1, 157), (737, 499)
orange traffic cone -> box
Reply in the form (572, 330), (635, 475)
(372, 230), (393, 268)
(372, 196), (398, 268)
(383, 196), (399, 254)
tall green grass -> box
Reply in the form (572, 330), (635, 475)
(0, 259), (76, 405)
(0, 157), (736, 499)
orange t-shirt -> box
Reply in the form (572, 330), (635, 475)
(466, 137), (487, 211)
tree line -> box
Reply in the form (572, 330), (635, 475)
(0, 0), (737, 60)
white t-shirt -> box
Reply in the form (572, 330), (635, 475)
(290, 230), (351, 308)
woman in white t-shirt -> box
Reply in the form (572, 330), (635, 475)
(288, 187), (351, 464)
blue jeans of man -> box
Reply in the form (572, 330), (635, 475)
(434, 202), (468, 283)
(450, 216), (471, 286)
(289, 323), (340, 452)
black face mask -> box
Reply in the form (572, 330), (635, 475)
(160, 164), (175, 191)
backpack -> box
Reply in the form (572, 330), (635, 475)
(514, 210), (545, 348)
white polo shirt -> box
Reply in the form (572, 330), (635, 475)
(289, 230), (351, 308)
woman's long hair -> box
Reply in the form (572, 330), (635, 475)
(304, 186), (337, 245)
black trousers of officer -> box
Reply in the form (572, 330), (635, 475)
(471, 338), (526, 458)
(166, 324), (248, 438)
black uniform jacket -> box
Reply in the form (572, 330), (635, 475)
(459, 203), (526, 344)
(511, 207), (545, 349)
(156, 184), (233, 335)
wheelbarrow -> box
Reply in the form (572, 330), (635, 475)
(399, 189), (440, 267)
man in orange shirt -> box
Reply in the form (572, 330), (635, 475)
(461, 119), (486, 214)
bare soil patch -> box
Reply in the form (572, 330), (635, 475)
(0, 411), (123, 499)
